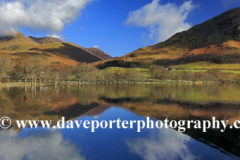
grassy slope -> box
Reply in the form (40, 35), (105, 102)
(0, 32), (38, 52)
(103, 65), (240, 83)
(172, 61), (240, 70)
(103, 67), (151, 79)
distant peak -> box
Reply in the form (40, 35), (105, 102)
(29, 36), (62, 44)
(84, 47), (112, 60)
(0, 31), (27, 42)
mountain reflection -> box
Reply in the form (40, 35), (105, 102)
(0, 84), (240, 159)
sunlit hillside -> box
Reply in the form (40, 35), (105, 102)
(0, 32), (104, 66)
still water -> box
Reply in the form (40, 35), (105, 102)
(0, 84), (240, 160)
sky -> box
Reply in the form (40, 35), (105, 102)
(0, 0), (240, 57)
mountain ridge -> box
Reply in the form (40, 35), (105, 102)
(0, 32), (105, 65)
(28, 36), (62, 44)
(84, 47), (112, 60)
(95, 7), (240, 68)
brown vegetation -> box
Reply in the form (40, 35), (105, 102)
(0, 32), (104, 66)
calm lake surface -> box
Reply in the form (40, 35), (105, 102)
(0, 84), (240, 160)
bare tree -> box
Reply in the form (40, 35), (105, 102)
(0, 55), (13, 86)
(33, 55), (44, 86)
(150, 65), (166, 83)
(103, 69), (114, 84)
(75, 63), (98, 85)
(125, 69), (143, 83)
(60, 65), (73, 85)
(150, 65), (159, 83)
(157, 66), (166, 82)
(113, 69), (124, 83)
(185, 72), (194, 82)
(50, 63), (62, 86)
(19, 57), (35, 87)
(42, 65), (52, 85)
(207, 69), (221, 82)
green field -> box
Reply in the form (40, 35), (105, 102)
(172, 61), (240, 70)
(103, 67), (151, 78)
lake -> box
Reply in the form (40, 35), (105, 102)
(0, 84), (240, 160)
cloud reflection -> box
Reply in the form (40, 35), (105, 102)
(0, 129), (85, 160)
(126, 128), (197, 160)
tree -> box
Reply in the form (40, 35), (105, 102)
(157, 66), (166, 82)
(19, 57), (34, 87)
(50, 63), (62, 86)
(0, 55), (13, 86)
(150, 65), (159, 82)
(125, 69), (143, 83)
(27, 55), (44, 87)
(42, 65), (52, 85)
(185, 72), (194, 82)
(10, 64), (22, 82)
(60, 65), (73, 85)
(103, 69), (114, 84)
(207, 69), (221, 82)
(33, 55), (44, 86)
(125, 69), (135, 83)
(113, 69), (124, 83)
(75, 63), (98, 85)
(150, 65), (166, 83)
(95, 71), (104, 84)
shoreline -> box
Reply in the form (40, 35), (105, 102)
(0, 80), (236, 88)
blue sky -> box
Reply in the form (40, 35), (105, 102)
(1, 0), (240, 57)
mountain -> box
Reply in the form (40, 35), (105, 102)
(0, 32), (103, 66)
(96, 7), (240, 68)
(84, 47), (112, 60)
(29, 36), (62, 44)
(0, 31), (38, 52)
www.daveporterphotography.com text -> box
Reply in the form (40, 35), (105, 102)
(1, 116), (240, 133)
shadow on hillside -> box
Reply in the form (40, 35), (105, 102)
(11, 52), (51, 58)
(0, 36), (14, 42)
(29, 43), (102, 63)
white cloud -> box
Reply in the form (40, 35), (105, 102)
(0, 0), (93, 36)
(0, 129), (85, 160)
(126, 129), (197, 160)
(125, 0), (195, 43)
(47, 34), (64, 40)
(92, 45), (99, 48)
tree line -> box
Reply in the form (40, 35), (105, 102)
(149, 65), (236, 83)
(156, 53), (240, 66)
(96, 53), (240, 69)
(0, 55), (144, 87)
(0, 55), (238, 87)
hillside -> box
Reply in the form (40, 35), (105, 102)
(96, 7), (240, 68)
(0, 32), (103, 66)
(0, 31), (38, 52)
(84, 47), (112, 60)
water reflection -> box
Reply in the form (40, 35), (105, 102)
(126, 128), (240, 160)
(126, 129), (196, 160)
(0, 129), (85, 160)
(0, 84), (240, 160)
